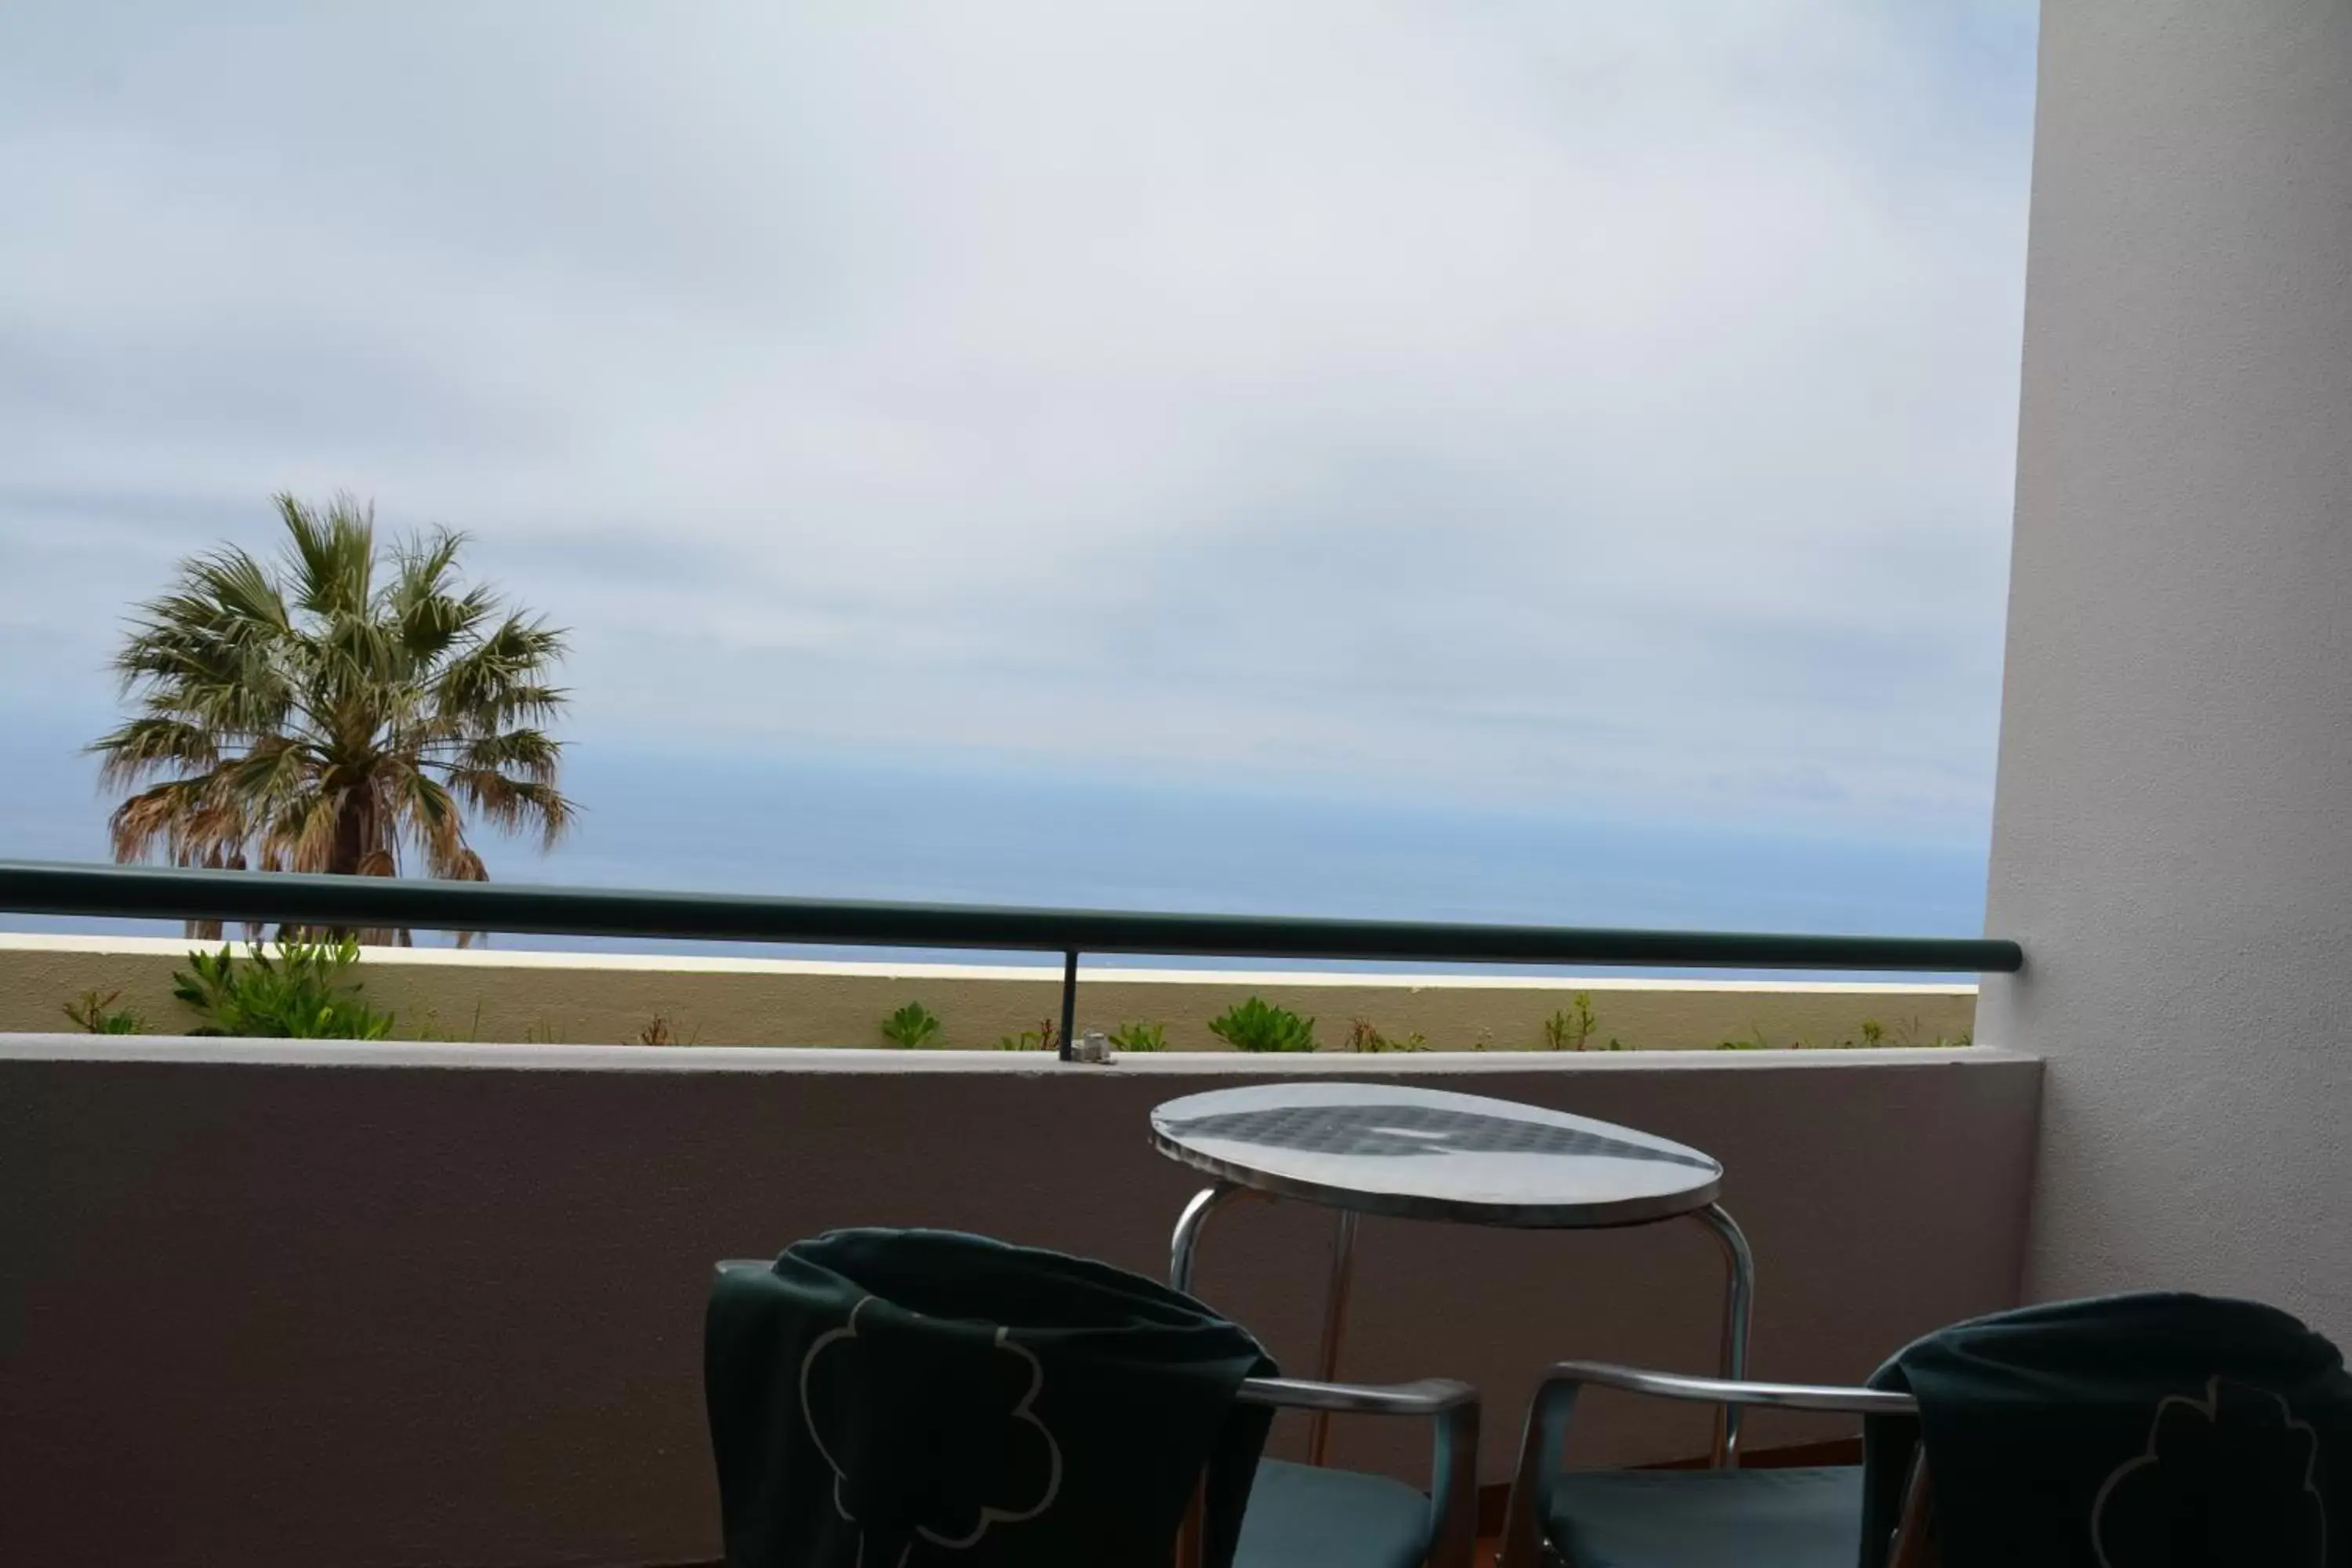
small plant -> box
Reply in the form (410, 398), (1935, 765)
(1860, 1019), (1886, 1047)
(171, 937), (394, 1039)
(637, 1013), (697, 1047)
(1345, 1018), (1428, 1053)
(1109, 1022), (1167, 1052)
(1542, 993), (1599, 1051)
(1715, 1025), (1773, 1051)
(62, 989), (144, 1034)
(996, 1016), (1061, 1052)
(879, 1001), (945, 1048)
(1208, 996), (1316, 1053)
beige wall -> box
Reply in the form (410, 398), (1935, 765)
(1982, 0), (2352, 1334)
(4, 933), (1976, 1051)
(0, 1038), (2038, 1568)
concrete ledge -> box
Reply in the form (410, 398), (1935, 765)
(0, 1031), (2004, 1074)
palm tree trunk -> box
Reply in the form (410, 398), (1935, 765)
(330, 791), (371, 878)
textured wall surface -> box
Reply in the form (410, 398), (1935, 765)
(0, 1041), (2038, 1567)
(1981, 0), (2352, 1327)
(2, 933), (1976, 1051)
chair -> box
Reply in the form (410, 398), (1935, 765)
(706, 1233), (1478, 1568)
(1494, 1363), (1925, 1568)
(1498, 1291), (2352, 1568)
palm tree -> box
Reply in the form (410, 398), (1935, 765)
(91, 493), (575, 941)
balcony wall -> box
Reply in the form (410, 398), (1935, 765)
(0, 1038), (2038, 1568)
(0, 933), (1976, 1051)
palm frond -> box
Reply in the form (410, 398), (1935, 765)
(444, 766), (576, 849)
(449, 728), (565, 784)
(383, 531), (486, 662)
(441, 844), (490, 947)
(260, 786), (350, 874)
(430, 612), (571, 728)
(278, 492), (376, 619)
(385, 763), (467, 864)
(217, 735), (323, 815)
(89, 716), (222, 788)
(108, 775), (247, 866)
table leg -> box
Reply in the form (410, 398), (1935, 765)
(1696, 1201), (1755, 1467)
(1306, 1208), (1360, 1466)
(1170, 1181), (1253, 1296)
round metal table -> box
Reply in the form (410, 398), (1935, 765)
(1151, 1080), (1756, 1465)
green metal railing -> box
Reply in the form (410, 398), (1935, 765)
(0, 858), (2023, 1060)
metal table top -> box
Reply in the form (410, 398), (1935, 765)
(1149, 1080), (1723, 1229)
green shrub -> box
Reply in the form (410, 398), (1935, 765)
(62, 989), (144, 1034)
(1344, 1018), (1427, 1053)
(1542, 993), (1599, 1051)
(1209, 996), (1316, 1053)
(879, 1001), (945, 1048)
(171, 937), (394, 1039)
(1109, 1022), (1167, 1052)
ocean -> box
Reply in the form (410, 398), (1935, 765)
(3, 721), (1989, 981)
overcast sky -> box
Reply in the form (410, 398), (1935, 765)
(0, 4), (2038, 879)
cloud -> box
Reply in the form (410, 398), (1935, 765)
(0, 2), (2036, 837)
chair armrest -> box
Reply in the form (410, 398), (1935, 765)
(1497, 1363), (1915, 1568)
(1239, 1374), (1475, 1417)
(1234, 1376), (1479, 1568)
(1533, 1361), (1918, 1415)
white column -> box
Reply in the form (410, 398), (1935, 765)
(1982, 0), (2352, 1325)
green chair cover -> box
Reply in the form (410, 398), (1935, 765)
(1863, 1291), (2352, 1568)
(706, 1229), (1276, 1568)
(1538, 1293), (2351, 1568)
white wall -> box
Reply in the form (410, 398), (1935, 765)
(1982, 0), (2352, 1326)
(0, 1042), (2038, 1568)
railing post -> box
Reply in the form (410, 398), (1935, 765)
(1058, 949), (1078, 1062)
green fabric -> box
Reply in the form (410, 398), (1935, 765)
(1543, 1465), (1864, 1568)
(1861, 1292), (2352, 1568)
(704, 1229), (1278, 1568)
(1235, 1458), (1431, 1568)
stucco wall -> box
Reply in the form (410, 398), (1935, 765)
(1981, 0), (2352, 1329)
(0, 1041), (2039, 1568)
(2, 933), (1976, 1051)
